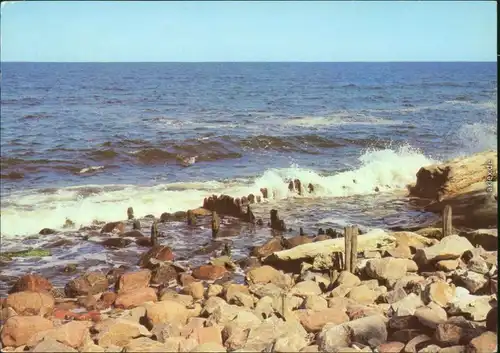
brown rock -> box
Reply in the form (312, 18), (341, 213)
(27, 321), (91, 348)
(1, 315), (54, 346)
(95, 318), (151, 347)
(404, 334), (432, 353)
(138, 245), (175, 267)
(435, 323), (464, 346)
(116, 269), (151, 294)
(101, 292), (117, 307)
(182, 282), (205, 300)
(424, 281), (455, 307)
(391, 329), (425, 344)
(365, 258), (409, 281)
(414, 235), (474, 266)
(115, 287), (157, 309)
(5, 291), (54, 316)
(192, 265), (227, 280)
(77, 294), (98, 310)
(347, 285), (379, 304)
(486, 307), (498, 332)
(387, 245), (413, 259)
(414, 303), (447, 329)
(151, 264), (179, 285)
(188, 326), (222, 346)
(246, 265), (291, 288)
(101, 221), (125, 233)
(436, 260), (460, 272)
(179, 273), (196, 287)
(389, 315), (421, 331)
(379, 341), (405, 353)
(250, 237), (283, 258)
(145, 300), (189, 325)
(335, 271), (361, 287)
(65, 272), (108, 298)
(284, 235), (314, 249)
(9, 274), (53, 294)
(466, 331), (497, 353)
(31, 338), (78, 352)
(297, 308), (350, 332)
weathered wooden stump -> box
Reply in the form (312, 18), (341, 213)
(350, 226), (359, 272)
(187, 210), (196, 226)
(150, 221), (158, 247)
(443, 205), (453, 237)
(294, 179), (302, 195)
(308, 183), (314, 193)
(245, 205), (255, 223)
(133, 219), (141, 230)
(299, 227), (305, 236)
(127, 207), (134, 220)
(260, 188), (268, 199)
(211, 211), (220, 238)
(344, 226), (359, 273)
(270, 209), (286, 231)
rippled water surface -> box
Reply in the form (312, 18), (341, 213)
(0, 62), (497, 294)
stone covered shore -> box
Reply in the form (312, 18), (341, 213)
(0, 151), (498, 353)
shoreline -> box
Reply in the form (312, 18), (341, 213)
(0, 150), (498, 352)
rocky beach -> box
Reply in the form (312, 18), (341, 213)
(0, 150), (497, 353)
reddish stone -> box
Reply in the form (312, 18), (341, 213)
(52, 309), (101, 322)
(116, 269), (151, 294)
(191, 265), (227, 280)
(115, 287), (157, 309)
(378, 341), (405, 353)
(138, 245), (175, 267)
(9, 274), (53, 294)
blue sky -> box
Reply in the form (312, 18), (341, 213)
(1, 1), (496, 62)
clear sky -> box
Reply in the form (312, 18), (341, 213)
(1, 1), (497, 62)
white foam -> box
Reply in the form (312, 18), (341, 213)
(79, 166), (104, 174)
(0, 144), (435, 238)
(454, 122), (498, 156)
(285, 112), (402, 127)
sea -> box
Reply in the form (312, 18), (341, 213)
(0, 62), (497, 293)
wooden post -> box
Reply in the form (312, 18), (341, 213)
(127, 207), (134, 220)
(211, 211), (220, 238)
(344, 227), (352, 273)
(443, 205), (453, 237)
(133, 219), (141, 230)
(350, 226), (358, 273)
(150, 221), (158, 246)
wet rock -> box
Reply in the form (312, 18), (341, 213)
(1, 315), (54, 346)
(138, 245), (175, 267)
(116, 269), (151, 294)
(101, 221), (125, 234)
(187, 209), (197, 226)
(115, 287), (158, 309)
(101, 237), (132, 248)
(9, 274), (53, 294)
(65, 272), (109, 297)
(121, 230), (145, 238)
(250, 237), (283, 258)
(284, 235), (314, 249)
(5, 290), (55, 316)
(413, 235), (474, 266)
(192, 265), (227, 280)
(365, 258), (409, 281)
(106, 267), (127, 285)
(466, 331), (497, 353)
(150, 263), (179, 285)
(39, 228), (56, 235)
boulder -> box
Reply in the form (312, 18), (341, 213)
(26, 321), (91, 348)
(9, 274), (53, 294)
(390, 293), (424, 316)
(424, 281), (456, 307)
(251, 237), (283, 258)
(116, 270), (151, 294)
(414, 235), (474, 265)
(335, 271), (361, 287)
(246, 266), (292, 288)
(1, 316), (54, 347)
(188, 326), (222, 346)
(145, 300), (189, 325)
(436, 260), (460, 272)
(263, 229), (396, 263)
(290, 280), (322, 297)
(138, 245), (174, 267)
(297, 308), (350, 333)
(192, 265), (227, 280)
(466, 331), (497, 353)
(365, 258), (409, 281)
(5, 291), (54, 316)
(115, 287), (157, 309)
(303, 295), (328, 310)
(65, 272), (108, 297)
(94, 318), (151, 348)
(414, 302), (447, 329)
(101, 221), (125, 233)
(182, 282), (204, 300)
(447, 294), (494, 321)
(378, 341), (405, 353)
(347, 285), (379, 304)
(191, 342), (226, 352)
(123, 337), (168, 352)
(31, 338), (77, 352)
(404, 334), (432, 353)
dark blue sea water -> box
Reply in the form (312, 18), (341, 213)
(0, 62), (496, 294)
(1, 62), (497, 238)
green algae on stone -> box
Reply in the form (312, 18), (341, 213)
(2, 248), (52, 259)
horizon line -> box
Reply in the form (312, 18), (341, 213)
(1, 60), (497, 64)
